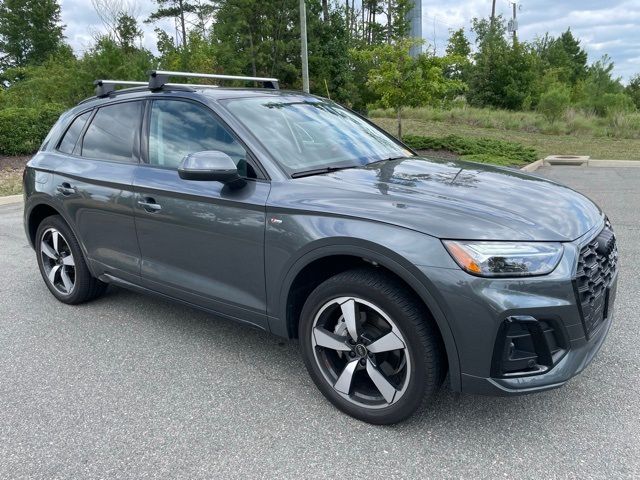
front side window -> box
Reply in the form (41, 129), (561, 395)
(81, 101), (142, 162)
(148, 100), (248, 173)
(222, 96), (412, 175)
(58, 111), (91, 154)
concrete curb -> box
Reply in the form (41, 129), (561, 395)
(587, 159), (640, 168)
(0, 194), (23, 206)
(521, 158), (640, 172)
(520, 159), (544, 172)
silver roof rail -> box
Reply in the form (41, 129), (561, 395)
(92, 70), (280, 99)
(148, 70), (279, 90)
(94, 80), (148, 97)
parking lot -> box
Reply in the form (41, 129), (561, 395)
(1, 166), (639, 479)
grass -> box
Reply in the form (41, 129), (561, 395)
(373, 116), (640, 161)
(370, 106), (640, 140)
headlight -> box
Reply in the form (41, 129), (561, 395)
(442, 240), (563, 277)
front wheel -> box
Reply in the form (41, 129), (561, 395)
(299, 268), (444, 424)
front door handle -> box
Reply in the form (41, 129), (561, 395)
(56, 183), (76, 195)
(138, 198), (162, 212)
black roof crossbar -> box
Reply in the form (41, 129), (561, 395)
(94, 80), (148, 97)
(148, 70), (280, 90)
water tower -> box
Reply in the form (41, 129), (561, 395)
(408, 0), (423, 56)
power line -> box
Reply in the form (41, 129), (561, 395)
(422, 14), (463, 30)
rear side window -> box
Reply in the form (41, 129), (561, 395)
(82, 102), (142, 162)
(58, 111), (91, 154)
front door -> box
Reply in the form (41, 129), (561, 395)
(133, 98), (270, 329)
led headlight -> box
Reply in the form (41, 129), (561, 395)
(442, 240), (563, 277)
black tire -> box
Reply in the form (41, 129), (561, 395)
(35, 215), (107, 304)
(299, 268), (445, 425)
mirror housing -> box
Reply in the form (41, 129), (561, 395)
(178, 151), (240, 183)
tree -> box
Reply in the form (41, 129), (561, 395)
(557, 29), (588, 84)
(581, 55), (624, 115)
(91, 0), (142, 52)
(211, 0), (301, 85)
(538, 85), (570, 123)
(534, 29), (588, 86)
(0, 0), (65, 69)
(307, 6), (354, 104)
(114, 14), (143, 52)
(145, 0), (203, 49)
(446, 28), (470, 58)
(0, 46), (87, 108)
(467, 17), (535, 110)
(353, 40), (439, 138)
(625, 74), (640, 110)
(444, 28), (471, 83)
(80, 36), (154, 87)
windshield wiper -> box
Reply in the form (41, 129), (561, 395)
(291, 165), (358, 178)
(367, 155), (411, 166)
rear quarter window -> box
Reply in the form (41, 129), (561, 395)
(57, 111), (91, 154)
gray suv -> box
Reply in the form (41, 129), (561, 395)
(23, 71), (618, 424)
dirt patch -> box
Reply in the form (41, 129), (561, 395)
(416, 149), (460, 161)
(0, 155), (31, 171)
(0, 155), (29, 196)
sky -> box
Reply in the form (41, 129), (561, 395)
(60, 0), (640, 82)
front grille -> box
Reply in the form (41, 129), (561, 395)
(575, 223), (618, 337)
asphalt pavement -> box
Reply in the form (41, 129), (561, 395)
(1, 166), (639, 479)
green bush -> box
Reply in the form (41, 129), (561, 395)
(0, 104), (65, 155)
(402, 134), (538, 167)
(538, 86), (571, 123)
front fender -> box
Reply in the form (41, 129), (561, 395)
(265, 214), (462, 391)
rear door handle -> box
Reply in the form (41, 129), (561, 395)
(56, 183), (76, 195)
(138, 198), (162, 212)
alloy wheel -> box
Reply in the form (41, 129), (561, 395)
(311, 296), (411, 409)
(40, 228), (76, 295)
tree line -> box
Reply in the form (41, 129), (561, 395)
(0, 0), (639, 141)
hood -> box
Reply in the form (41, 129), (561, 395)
(283, 157), (603, 241)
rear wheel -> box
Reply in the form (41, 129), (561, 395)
(299, 268), (444, 424)
(35, 215), (107, 304)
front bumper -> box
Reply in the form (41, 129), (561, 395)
(462, 273), (617, 396)
(419, 224), (618, 396)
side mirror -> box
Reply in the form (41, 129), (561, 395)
(178, 151), (240, 183)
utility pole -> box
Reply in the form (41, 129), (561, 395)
(509, 1), (518, 45)
(512, 2), (517, 43)
(300, 0), (309, 93)
(491, 0), (496, 23)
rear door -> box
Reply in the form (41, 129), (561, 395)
(132, 98), (270, 329)
(54, 100), (143, 281)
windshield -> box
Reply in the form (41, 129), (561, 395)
(222, 96), (413, 175)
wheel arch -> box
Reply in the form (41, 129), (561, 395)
(25, 201), (94, 275)
(277, 241), (461, 391)
(26, 202), (63, 248)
